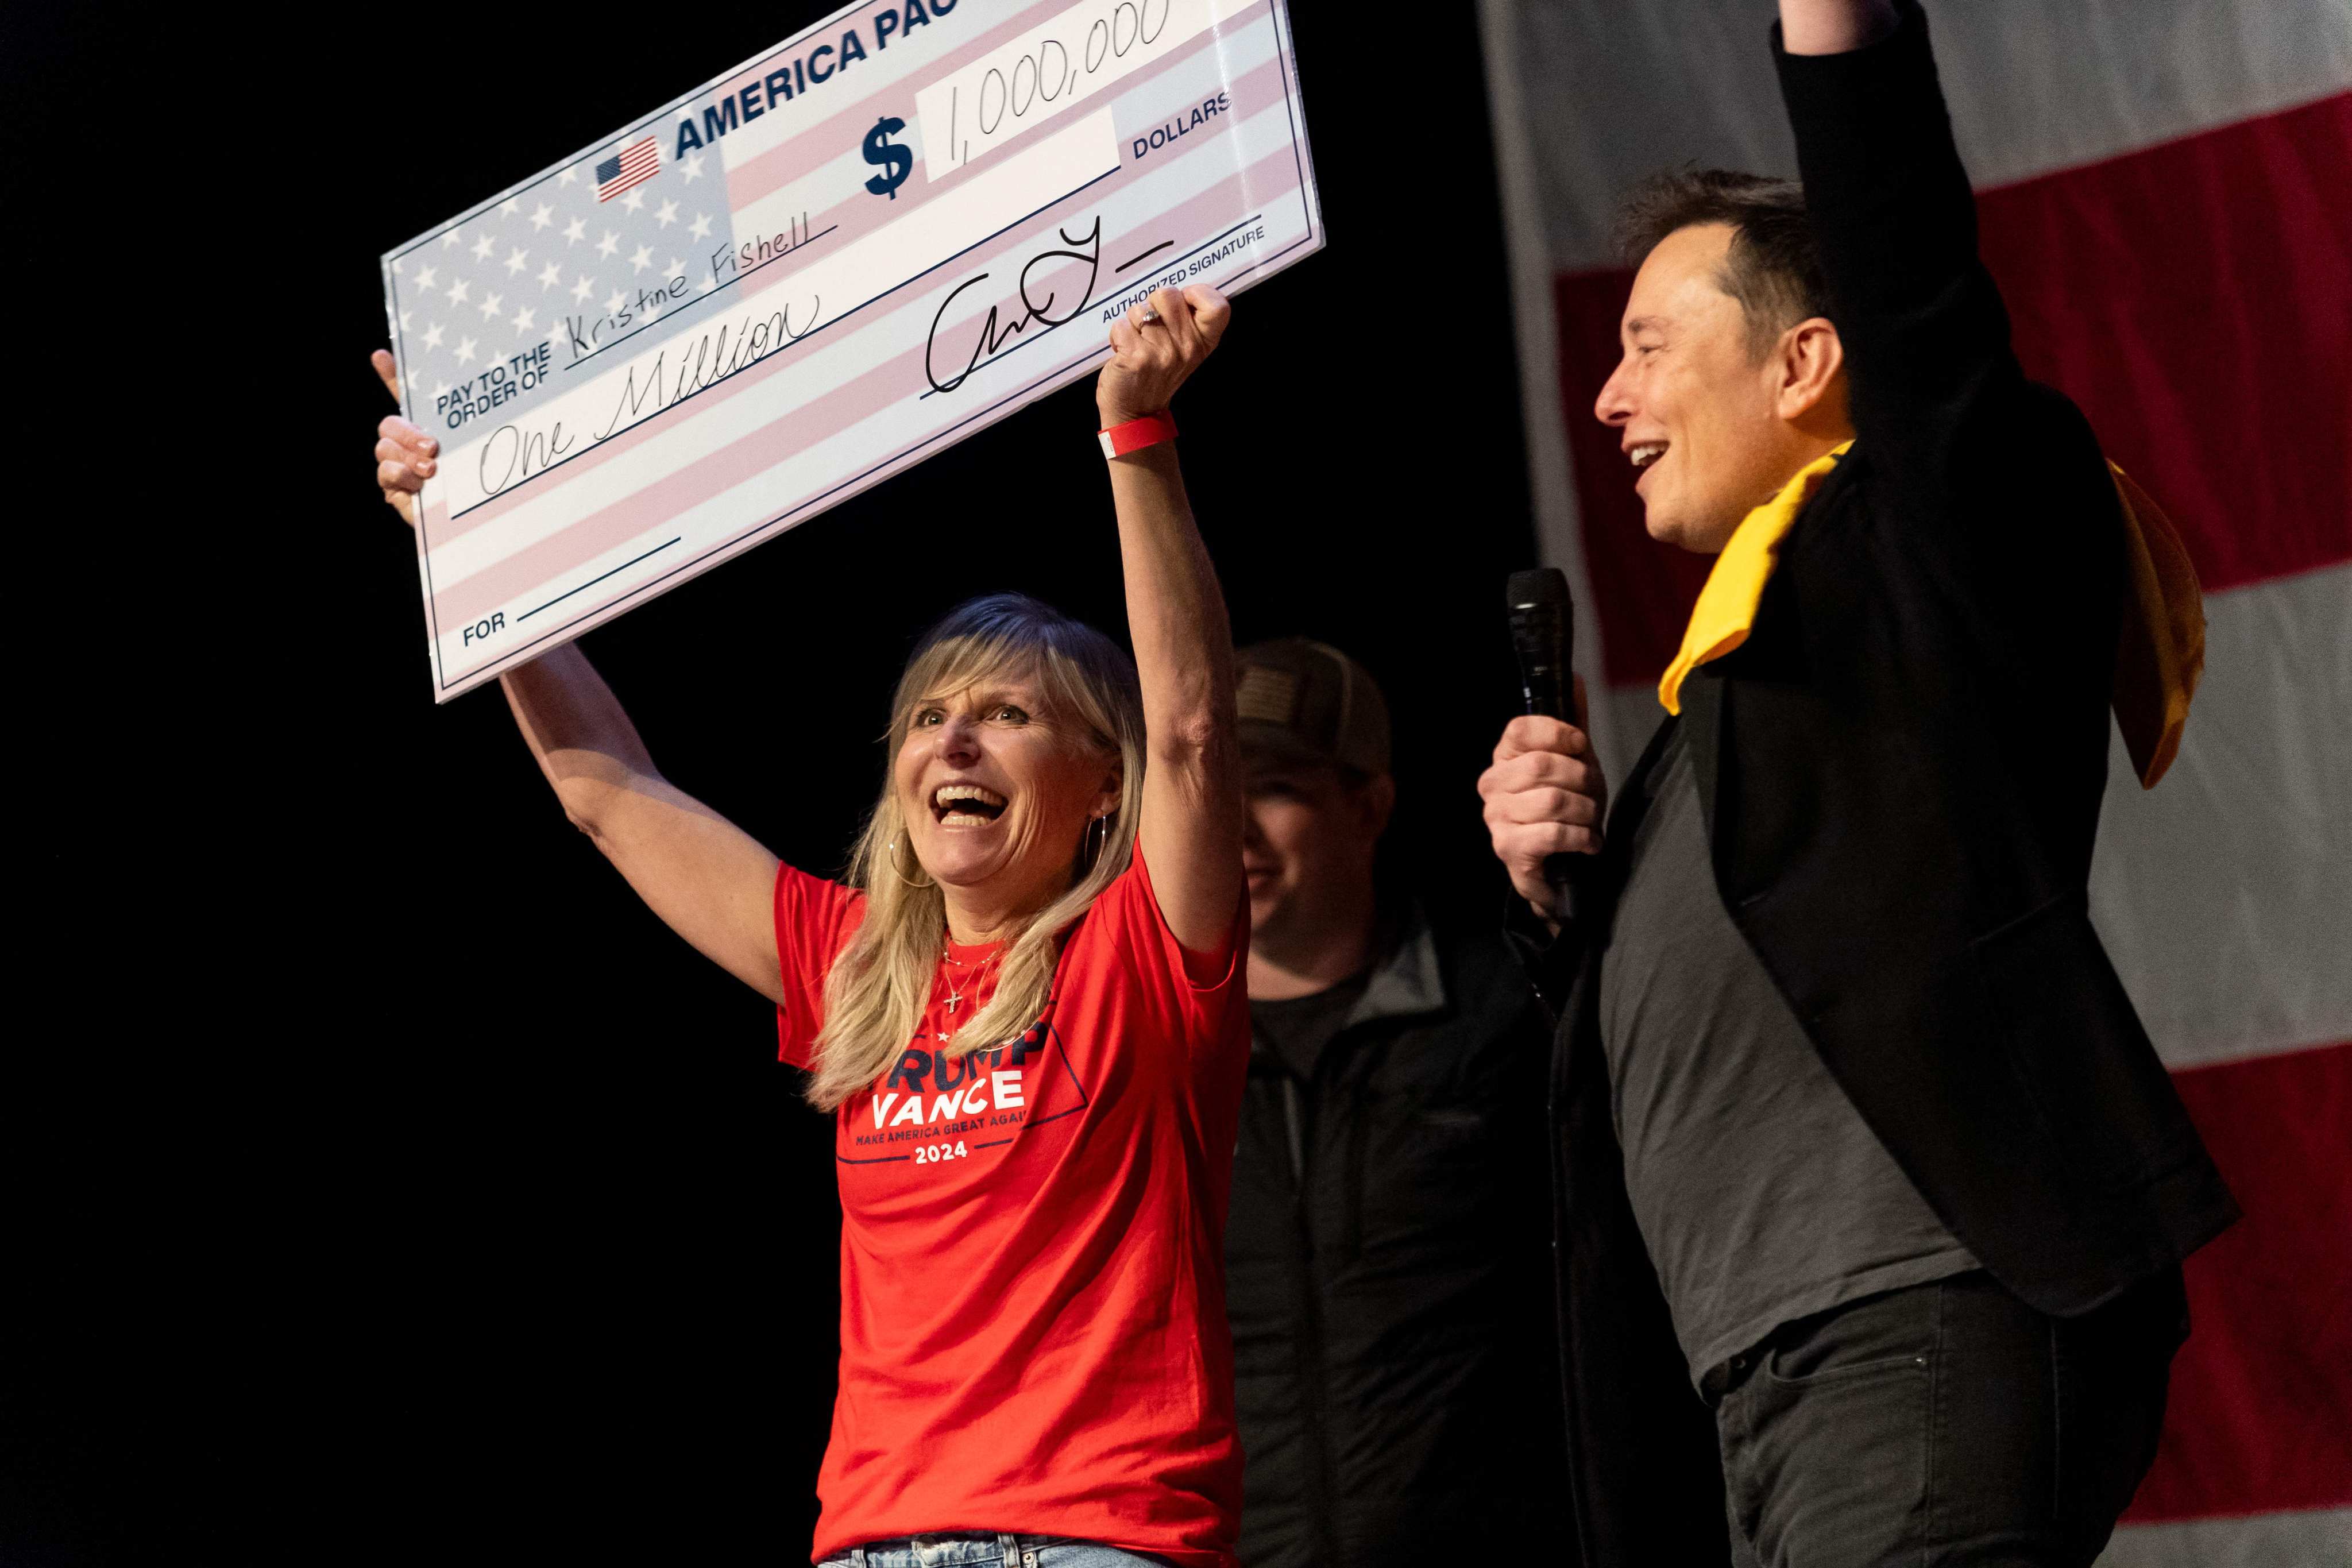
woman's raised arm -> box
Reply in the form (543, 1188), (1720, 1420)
(1094, 288), (1243, 953)
(370, 352), (785, 1003)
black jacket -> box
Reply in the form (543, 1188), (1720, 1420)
(1223, 907), (1563, 1568)
(1512, 9), (2241, 1565)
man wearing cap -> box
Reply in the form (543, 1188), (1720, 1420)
(1221, 638), (1565, 1568)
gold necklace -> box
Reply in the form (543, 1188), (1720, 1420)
(938, 942), (1002, 1040)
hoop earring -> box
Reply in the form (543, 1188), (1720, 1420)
(883, 837), (935, 889)
(1084, 813), (1110, 870)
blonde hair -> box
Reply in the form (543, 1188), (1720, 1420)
(806, 594), (1145, 1112)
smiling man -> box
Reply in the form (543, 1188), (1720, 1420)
(1477, 2), (2237, 1566)
(1605, 194), (1849, 554)
(1219, 638), (1562, 1568)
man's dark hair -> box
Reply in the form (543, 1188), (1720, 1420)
(1615, 168), (1833, 361)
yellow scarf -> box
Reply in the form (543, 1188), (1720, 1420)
(1656, 445), (2203, 788)
(1656, 442), (1851, 720)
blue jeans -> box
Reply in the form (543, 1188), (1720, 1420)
(819, 1535), (1169, 1568)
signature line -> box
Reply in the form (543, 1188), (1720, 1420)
(1115, 240), (1175, 272)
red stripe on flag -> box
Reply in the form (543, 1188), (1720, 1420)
(2125, 1041), (2352, 1522)
(1551, 94), (2351, 687)
(1978, 93), (2352, 596)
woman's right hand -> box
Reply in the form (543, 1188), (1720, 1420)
(369, 350), (437, 529)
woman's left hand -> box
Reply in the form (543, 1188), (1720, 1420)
(1097, 284), (1230, 427)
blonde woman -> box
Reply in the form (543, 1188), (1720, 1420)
(369, 286), (1248, 1568)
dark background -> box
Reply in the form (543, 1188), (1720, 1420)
(8, 6), (1539, 1563)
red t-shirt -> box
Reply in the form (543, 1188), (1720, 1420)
(773, 846), (1250, 1567)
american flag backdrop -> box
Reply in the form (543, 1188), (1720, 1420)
(1478, 2), (2352, 1562)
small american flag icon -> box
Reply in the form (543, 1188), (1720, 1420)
(596, 137), (660, 202)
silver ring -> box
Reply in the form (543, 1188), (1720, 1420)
(1137, 304), (1159, 325)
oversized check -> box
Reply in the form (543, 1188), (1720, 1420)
(381, 0), (1322, 700)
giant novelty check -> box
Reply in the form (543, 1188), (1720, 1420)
(381, 0), (1321, 699)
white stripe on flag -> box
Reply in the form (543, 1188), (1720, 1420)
(2090, 561), (2352, 1069)
(2098, 1506), (2352, 1567)
(1488, 0), (2352, 271)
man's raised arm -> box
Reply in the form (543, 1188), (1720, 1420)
(1779, 0), (1898, 56)
(1771, 1), (2037, 497)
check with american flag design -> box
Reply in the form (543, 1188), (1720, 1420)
(380, 0), (1322, 700)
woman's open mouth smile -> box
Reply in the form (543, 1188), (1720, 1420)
(932, 783), (1009, 828)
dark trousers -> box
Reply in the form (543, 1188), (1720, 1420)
(1702, 1268), (2188, 1567)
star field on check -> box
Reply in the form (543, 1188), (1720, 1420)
(389, 150), (732, 408)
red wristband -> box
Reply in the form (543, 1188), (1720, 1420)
(1098, 410), (1177, 459)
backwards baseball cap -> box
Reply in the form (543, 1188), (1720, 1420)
(1234, 638), (1392, 776)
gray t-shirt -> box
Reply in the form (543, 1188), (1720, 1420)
(1598, 724), (1976, 1384)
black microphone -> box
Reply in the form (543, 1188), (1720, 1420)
(1505, 567), (1582, 922)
